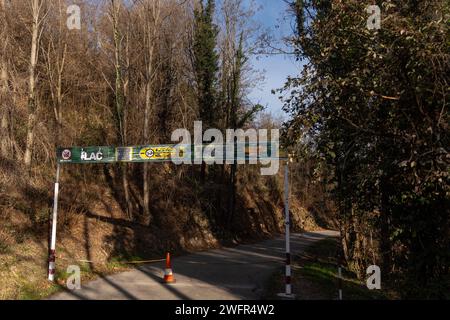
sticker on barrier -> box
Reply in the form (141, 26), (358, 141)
(139, 146), (176, 160)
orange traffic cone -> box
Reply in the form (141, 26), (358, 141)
(163, 252), (176, 284)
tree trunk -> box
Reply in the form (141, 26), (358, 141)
(0, 0), (10, 158)
(142, 70), (153, 218)
(54, 43), (66, 146)
(142, 0), (161, 219)
(143, 71), (150, 216)
(111, 0), (132, 219)
(143, 71), (151, 214)
(0, 58), (9, 158)
(24, 0), (41, 168)
(227, 162), (237, 229)
(122, 163), (132, 217)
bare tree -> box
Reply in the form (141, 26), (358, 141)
(109, 0), (133, 218)
(0, 0), (13, 158)
(140, 0), (161, 219)
(43, 0), (68, 146)
(24, 0), (47, 168)
(218, 0), (261, 224)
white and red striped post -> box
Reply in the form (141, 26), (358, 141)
(48, 163), (61, 281)
(278, 159), (295, 299)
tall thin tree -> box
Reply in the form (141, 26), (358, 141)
(24, 0), (46, 168)
(110, 0), (133, 218)
(142, 0), (161, 219)
(0, 0), (11, 158)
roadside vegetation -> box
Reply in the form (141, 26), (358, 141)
(264, 238), (392, 300)
(281, 0), (449, 298)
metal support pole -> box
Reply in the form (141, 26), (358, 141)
(278, 160), (295, 299)
(48, 163), (60, 281)
(284, 161), (291, 295)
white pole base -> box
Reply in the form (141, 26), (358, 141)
(277, 293), (296, 299)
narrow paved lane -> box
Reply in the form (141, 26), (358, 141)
(50, 230), (338, 300)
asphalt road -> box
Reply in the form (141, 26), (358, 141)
(50, 230), (338, 300)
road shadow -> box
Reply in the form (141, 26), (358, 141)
(50, 231), (337, 300)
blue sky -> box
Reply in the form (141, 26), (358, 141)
(245, 0), (303, 120)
